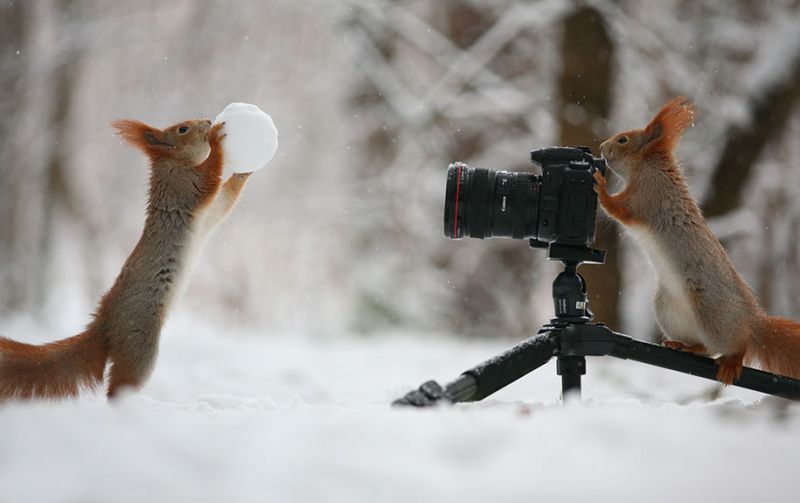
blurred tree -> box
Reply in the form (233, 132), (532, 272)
(346, 0), (580, 337)
(0, 1), (30, 314)
(702, 49), (800, 218)
(36, 0), (85, 309)
(0, 0), (96, 315)
(556, 6), (617, 328)
(702, 47), (800, 315)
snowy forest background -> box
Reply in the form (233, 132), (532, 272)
(3, 2), (800, 502)
(2, 1), (800, 341)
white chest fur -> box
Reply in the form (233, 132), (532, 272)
(627, 227), (705, 345)
(162, 210), (212, 316)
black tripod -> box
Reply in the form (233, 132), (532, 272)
(394, 242), (800, 406)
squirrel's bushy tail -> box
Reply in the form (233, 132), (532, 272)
(0, 331), (107, 401)
(748, 316), (800, 380)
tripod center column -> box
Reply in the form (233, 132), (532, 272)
(557, 355), (585, 399)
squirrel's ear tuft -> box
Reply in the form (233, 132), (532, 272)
(112, 120), (172, 154)
(642, 97), (696, 154)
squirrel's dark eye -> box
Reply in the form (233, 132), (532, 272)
(178, 125), (190, 134)
(617, 136), (628, 144)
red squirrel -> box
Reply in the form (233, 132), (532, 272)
(0, 118), (251, 400)
(594, 97), (800, 385)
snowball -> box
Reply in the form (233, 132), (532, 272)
(213, 102), (278, 173)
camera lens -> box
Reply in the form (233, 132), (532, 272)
(444, 163), (539, 239)
(444, 147), (604, 248)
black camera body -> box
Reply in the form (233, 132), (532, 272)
(444, 146), (606, 248)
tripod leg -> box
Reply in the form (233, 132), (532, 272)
(393, 332), (559, 406)
(557, 355), (585, 400)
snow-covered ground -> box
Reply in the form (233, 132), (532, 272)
(1, 314), (798, 503)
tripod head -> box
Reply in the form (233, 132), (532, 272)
(532, 241), (605, 325)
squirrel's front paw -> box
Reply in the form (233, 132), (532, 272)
(222, 172), (252, 191)
(592, 170), (606, 194)
(209, 122), (227, 144)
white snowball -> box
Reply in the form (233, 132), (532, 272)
(213, 102), (278, 173)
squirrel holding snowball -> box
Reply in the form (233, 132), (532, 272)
(594, 96), (800, 384)
(0, 118), (251, 400)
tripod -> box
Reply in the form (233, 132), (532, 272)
(394, 242), (800, 406)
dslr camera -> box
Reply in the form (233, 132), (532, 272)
(443, 146), (606, 249)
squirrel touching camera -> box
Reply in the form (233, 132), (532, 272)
(595, 97), (800, 385)
(0, 118), (251, 401)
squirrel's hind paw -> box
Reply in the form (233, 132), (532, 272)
(715, 352), (745, 385)
(663, 341), (708, 354)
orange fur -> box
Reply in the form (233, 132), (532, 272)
(224, 172), (251, 196)
(106, 361), (141, 400)
(663, 341), (707, 354)
(748, 317), (800, 380)
(0, 331), (107, 400)
(215, 173), (250, 215)
(593, 170), (638, 225)
(716, 352), (745, 385)
(112, 119), (171, 158)
(642, 96), (696, 156)
(195, 122), (226, 205)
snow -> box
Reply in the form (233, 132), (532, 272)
(1, 313), (798, 503)
(213, 103), (279, 174)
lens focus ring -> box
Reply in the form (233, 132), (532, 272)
(467, 168), (490, 239)
(510, 174), (534, 238)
